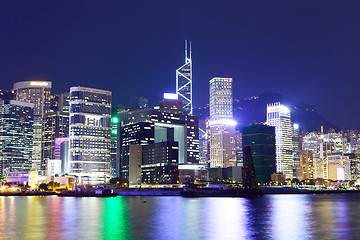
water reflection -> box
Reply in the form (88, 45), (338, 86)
(1, 194), (360, 239)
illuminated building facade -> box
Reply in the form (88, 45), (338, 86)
(42, 111), (69, 170)
(69, 87), (112, 183)
(110, 116), (118, 178)
(209, 77), (236, 168)
(0, 100), (34, 175)
(54, 137), (69, 174)
(118, 101), (199, 182)
(59, 92), (70, 113)
(292, 124), (301, 178)
(14, 81), (51, 171)
(302, 131), (347, 179)
(300, 150), (314, 180)
(141, 141), (179, 184)
(176, 40), (192, 114)
(242, 124), (276, 183)
(327, 154), (351, 180)
(267, 102), (293, 178)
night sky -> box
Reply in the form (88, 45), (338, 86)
(1, 1), (360, 129)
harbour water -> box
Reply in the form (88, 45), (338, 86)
(1, 194), (360, 240)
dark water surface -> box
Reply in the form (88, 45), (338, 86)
(1, 194), (360, 240)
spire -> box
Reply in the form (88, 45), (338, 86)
(185, 39), (188, 61)
(189, 41), (192, 60)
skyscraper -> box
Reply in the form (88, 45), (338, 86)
(110, 116), (118, 178)
(176, 40), (192, 114)
(242, 124), (276, 183)
(14, 81), (52, 171)
(118, 99), (199, 182)
(209, 77), (236, 168)
(300, 150), (314, 180)
(42, 111), (69, 171)
(69, 87), (112, 183)
(267, 102), (293, 179)
(0, 100), (34, 175)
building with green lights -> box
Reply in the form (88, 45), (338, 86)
(242, 124), (276, 183)
(110, 116), (118, 178)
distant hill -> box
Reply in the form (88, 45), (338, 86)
(194, 92), (339, 132)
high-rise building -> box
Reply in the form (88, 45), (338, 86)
(42, 111), (69, 171)
(54, 137), (69, 174)
(176, 40), (192, 114)
(59, 92), (70, 113)
(0, 100), (34, 175)
(303, 131), (347, 179)
(327, 154), (351, 181)
(118, 100), (199, 182)
(209, 77), (236, 168)
(14, 81), (52, 171)
(69, 87), (112, 183)
(267, 102), (293, 179)
(292, 124), (301, 178)
(110, 116), (118, 178)
(242, 124), (276, 183)
(300, 150), (314, 180)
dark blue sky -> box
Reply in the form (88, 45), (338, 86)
(1, 1), (360, 129)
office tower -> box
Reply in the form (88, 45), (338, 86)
(130, 141), (179, 185)
(235, 130), (243, 166)
(14, 81), (52, 171)
(159, 98), (183, 113)
(327, 154), (351, 180)
(59, 92), (70, 113)
(292, 124), (301, 178)
(118, 100), (199, 183)
(303, 131), (347, 179)
(50, 94), (59, 112)
(347, 153), (360, 181)
(0, 100), (34, 175)
(110, 116), (118, 178)
(199, 129), (208, 165)
(267, 102), (293, 178)
(69, 87), (112, 183)
(209, 77), (236, 168)
(54, 137), (69, 174)
(42, 111), (69, 171)
(176, 40), (192, 114)
(242, 124), (276, 183)
(300, 150), (314, 180)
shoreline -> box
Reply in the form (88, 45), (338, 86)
(1, 188), (360, 197)
(0, 192), (58, 196)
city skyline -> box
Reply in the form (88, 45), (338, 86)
(1, 1), (360, 130)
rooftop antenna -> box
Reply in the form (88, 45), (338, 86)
(185, 39), (188, 61)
